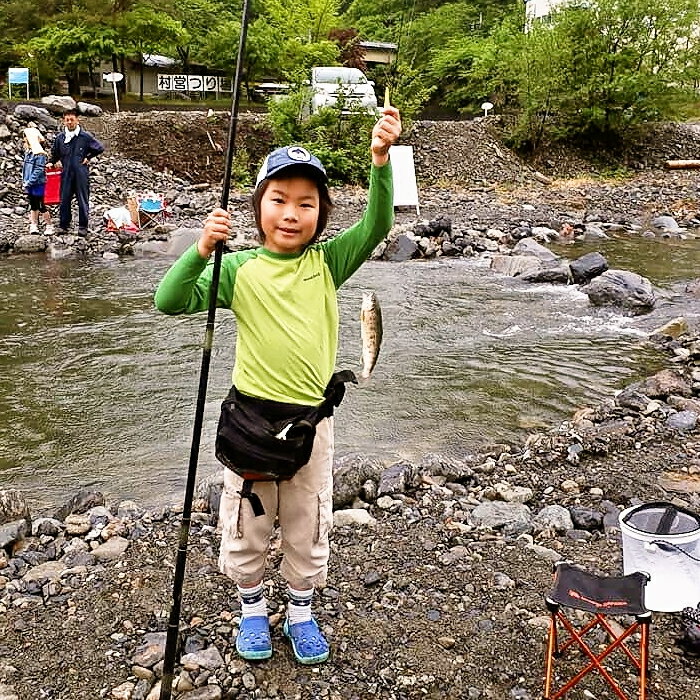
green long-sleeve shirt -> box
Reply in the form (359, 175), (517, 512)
(155, 162), (393, 405)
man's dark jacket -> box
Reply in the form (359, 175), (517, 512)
(50, 127), (104, 229)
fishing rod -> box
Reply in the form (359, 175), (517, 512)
(159, 0), (251, 697)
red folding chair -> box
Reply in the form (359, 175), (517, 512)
(544, 561), (652, 700)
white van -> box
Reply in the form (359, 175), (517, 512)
(310, 67), (378, 115)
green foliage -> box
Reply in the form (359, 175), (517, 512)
(120, 5), (187, 57)
(4, 0), (700, 158)
(387, 61), (435, 123)
(265, 87), (376, 185)
(163, 0), (237, 72)
(453, 0), (700, 147)
(26, 21), (119, 75)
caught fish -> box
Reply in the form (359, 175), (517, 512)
(360, 291), (383, 379)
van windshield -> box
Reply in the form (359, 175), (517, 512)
(313, 68), (367, 84)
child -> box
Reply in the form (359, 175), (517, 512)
(21, 127), (54, 235)
(155, 106), (401, 664)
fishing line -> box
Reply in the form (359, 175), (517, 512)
(159, 0), (251, 697)
(385, 0), (418, 105)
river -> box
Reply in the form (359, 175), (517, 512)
(1, 237), (699, 512)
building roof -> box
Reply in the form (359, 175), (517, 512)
(359, 41), (398, 51)
(142, 54), (178, 68)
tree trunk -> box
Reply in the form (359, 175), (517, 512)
(139, 52), (144, 101)
(665, 160), (700, 169)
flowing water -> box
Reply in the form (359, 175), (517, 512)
(2, 237), (699, 512)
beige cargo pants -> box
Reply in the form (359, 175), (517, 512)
(218, 417), (334, 589)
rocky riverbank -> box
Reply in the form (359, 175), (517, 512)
(3, 101), (700, 266)
(1, 323), (700, 700)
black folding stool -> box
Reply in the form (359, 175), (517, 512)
(544, 561), (652, 700)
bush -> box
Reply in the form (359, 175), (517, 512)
(265, 86), (377, 186)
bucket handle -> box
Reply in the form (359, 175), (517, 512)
(647, 539), (700, 562)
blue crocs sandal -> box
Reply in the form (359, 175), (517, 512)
(236, 615), (272, 661)
(283, 617), (330, 664)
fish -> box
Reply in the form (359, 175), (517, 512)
(360, 291), (383, 379)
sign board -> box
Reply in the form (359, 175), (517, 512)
(389, 145), (420, 215)
(157, 74), (232, 92)
(8, 67), (29, 84)
(8, 67), (29, 99)
(103, 73), (123, 113)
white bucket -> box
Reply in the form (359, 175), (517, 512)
(619, 502), (700, 612)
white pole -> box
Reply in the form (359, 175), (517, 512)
(112, 80), (120, 113)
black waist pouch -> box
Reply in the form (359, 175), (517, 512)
(215, 371), (356, 482)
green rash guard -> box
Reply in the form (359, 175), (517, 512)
(154, 162), (393, 406)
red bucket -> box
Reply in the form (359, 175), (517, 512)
(44, 168), (62, 205)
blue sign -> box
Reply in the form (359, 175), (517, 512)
(8, 67), (29, 84)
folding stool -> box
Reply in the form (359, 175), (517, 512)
(136, 192), (168, 229)
(544, 561), (651, 700)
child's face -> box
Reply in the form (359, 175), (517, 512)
(259, 176), (320, 254)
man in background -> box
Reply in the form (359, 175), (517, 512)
(49, 108), (104, 236)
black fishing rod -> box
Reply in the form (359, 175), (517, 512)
(159, 0), (251, 697)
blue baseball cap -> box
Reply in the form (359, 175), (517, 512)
(255, 146), (327, 188)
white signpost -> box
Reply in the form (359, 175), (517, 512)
(481, 101), (494, 117)
(8, 67), (30, 99)
(103, 72), (124, 113)
(389, 145), (420, 215)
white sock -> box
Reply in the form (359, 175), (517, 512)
(287, 586), (313, 625)
(238, 583), (267, 619)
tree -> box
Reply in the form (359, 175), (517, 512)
(26, 20), (119, 94)
(119, 4), (187, 100)
(165, 0), (237, 75)
(329, 27), (365, 71)
(428, 0), (700, 146)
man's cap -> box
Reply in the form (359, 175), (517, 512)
(255, 146), (327, 188)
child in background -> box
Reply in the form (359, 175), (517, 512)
(21, 127), (54, 235)
(155, 106), (401, 665)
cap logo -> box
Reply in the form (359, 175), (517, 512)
(287, 146), (311, 162)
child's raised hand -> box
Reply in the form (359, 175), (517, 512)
(199, 207), (231, 258)
(371, 106), (402, 166)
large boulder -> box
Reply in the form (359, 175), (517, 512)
(13, 234), (47, 253)
(41, 95), (77, 114)
(581, 223), (609, 240)
(512, 237), (559, 262)
(634, 369), (693, 399)
(383, 233), (419, 262)
(332, 454), (384, 509)
(519, 263), (570, 284)
(471, 501), (533, 535)
(569, 251), (608, 285)
(651, 215), (682, 233)
(686, 278), (700, 298)
(0, 490), (30, 527)
(490, 254), (543, 277)
(53, 489), (105, 521)
(582, 269), (655, 312)
(13, 104), (58, 129)
(651, 316), (689, 339)
(77, 101), (103, 117)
